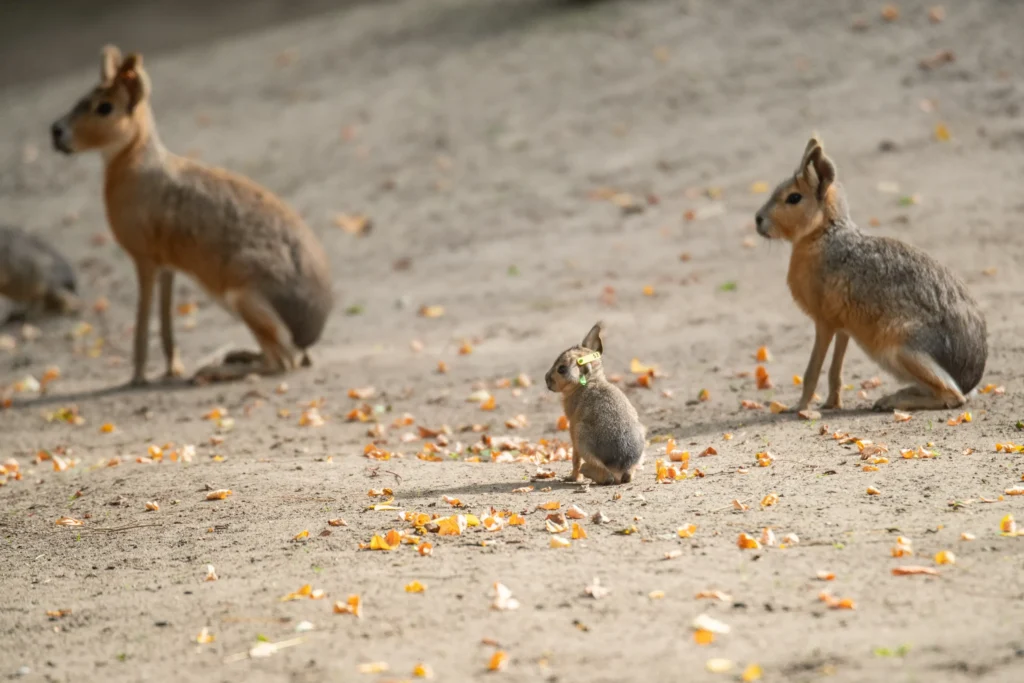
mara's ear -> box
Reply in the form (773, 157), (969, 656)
(100, 44), (122, 84)
(805, 146), (836, 200)
(116, 53), (150, 113)
(799, 135), (822, 171)
(581, 322), (605, 354)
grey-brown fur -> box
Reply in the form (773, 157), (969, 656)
(545, 322), (646, 484)
(754, 135), (988, 412)
(819, 217), (987, 394)
(0, 225), (79, 318)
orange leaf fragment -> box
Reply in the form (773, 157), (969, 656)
(642, 285), (655, 297)
(769, 400), (788, 414)
(550, 536), (571, 549)
(816, 570), (836, 581)
(413, 663), (433, 679)
(203, 407), (227, 420)
(99, 422), (116, 433)
(556, 415), (570, 431)
(695, 590), (731, 602)
(333, 594), (362, 617)
(755, 366), (773, 390)
(693, 629), (715, 645)
(348, 386), (376, 399)
(677, 524), (698, 538)
(893, 410), (912, 423)
(866, 486), (880, 496)
(419, 305), (445, 318)
(571, 523), (587, 540)
(293, 530), (309, 541)
(934, 550), (956, 565)
(1001, 514), (1017, 535)
(947, 411), (972, 426)
(145, 501), (160, 512)
(196, 627), (215, 644)
(480, 395), (496, 411)
(488, 651), (508, 672)
(742, 664), (764, 682)
(741, 399), (763, 410)
(755, 346), (771, 362)
(55, 516), (83, 527)
(206, 489), (232, 500)
(892, 566), (940, 576)
(405, 581), (426, 593)
(737, 533), (761, 550)
(698, 388), (711, 402)
(508, 514), (525, 526)
(760, 493), (779, 508)
(417, 542), (434, 556)
(369, 534), (396, 551)
(538, 501), (560, 511)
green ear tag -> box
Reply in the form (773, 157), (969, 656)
(579, 375), (587, 386)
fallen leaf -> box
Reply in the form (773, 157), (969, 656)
(357, 662), (388, 674)
(892, 566), (940, 576)
(333, 213), (372, 235)
(693, 629), (715, 645)
(742, 663), (763, 682)
(196, 627), (215, 644)
(333, 595), (362, 617)
(538, 501), (560, 511)
(934, 122), (951, 141)
(960, 532), (975, 541)
(328, 518), (347, 527)
(760, 493), (779, 508)
(664, 549), (683, 560)
(755, 366), (773, 390)
(737, 533), (761, 550)
(550, 536), (571, 549)
(881, 4), (900, 21)
(556, 415), (570, 431)
(698, 388), (711, 402)
(488, 651), (508, 672)
(413, 663), (433, 679)
(693, 613), (731, 634)
(571, 522), (587, 540)
(769, 401), (788, 414)
(205, 565), (218, 582)
(293, 530), (309, 541)
(1001, 514), (1017, 535)
(405, 581), (426, 593)
(934, 550), (956, 565)
(206, 489), (232, 500)
(706, 659), (734, 674)
(99, 422), (116, 434)
(866, 486), (881, 496)
(678, 524), (698, 538)
(584, 577), (610, 599)
(417, 303), (447, 319)
(492, 582), (521, 611)
(695, 590), (732, 602)
(816, 570), (836, 581)
(55, 516), (84, 527)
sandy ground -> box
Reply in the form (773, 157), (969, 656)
(3, 0), (1024, 681)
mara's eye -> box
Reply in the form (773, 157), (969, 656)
(95, 102), (113, 116)
(785, 192), (802, 205)
(557, 365), (568, 375)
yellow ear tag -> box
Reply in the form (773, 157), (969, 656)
(576, 352), (600, 386)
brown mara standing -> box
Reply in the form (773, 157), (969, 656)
(754, 136), (987, 412)
(50, 45), (333, 385)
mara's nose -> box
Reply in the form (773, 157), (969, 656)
(754, 214), (764, 229)
(50, 122), (62, 140)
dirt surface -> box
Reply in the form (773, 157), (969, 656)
(3, 1), (1024, 681)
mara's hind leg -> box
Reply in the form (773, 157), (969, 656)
(873, 349), (966, 411)
(192, 291), (298, 384)
(580, 460), (618, 485)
